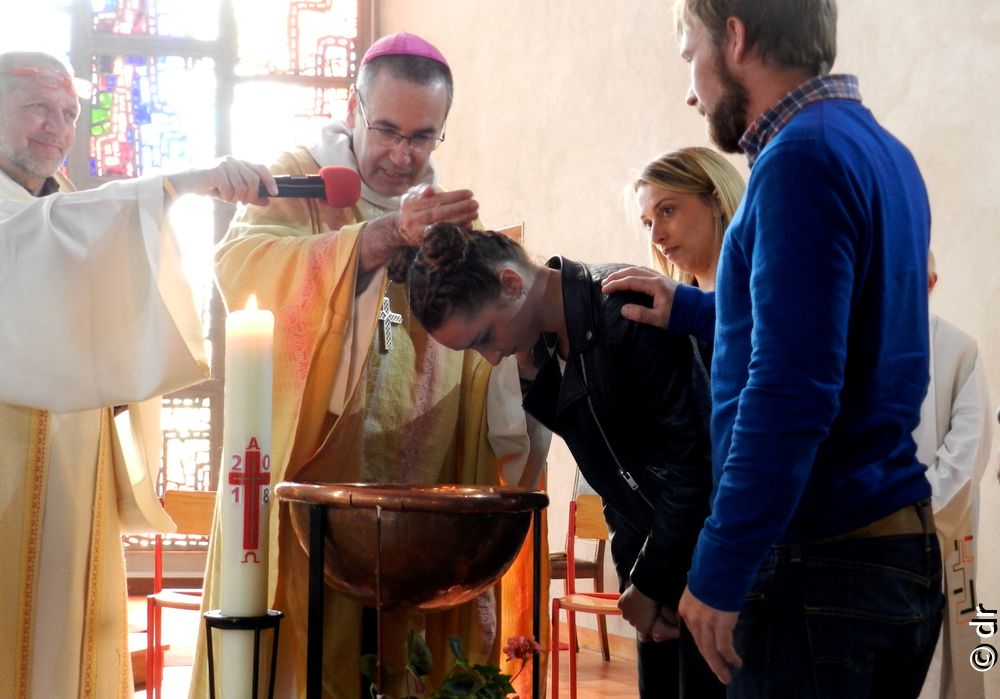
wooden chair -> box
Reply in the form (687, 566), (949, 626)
(145, 489), (216, 699)
(549, 476), (610, 659)
(551, 494), (622, 699)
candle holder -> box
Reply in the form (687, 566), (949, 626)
(203, 609), (284, 699)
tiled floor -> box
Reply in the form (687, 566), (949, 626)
(128, 596), (638, 698)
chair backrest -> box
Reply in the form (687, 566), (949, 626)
(153, 490), (216, 592)
(573, 494), (609, 541)
(565, 494), (608, 593)
(162, 489), (216, 536)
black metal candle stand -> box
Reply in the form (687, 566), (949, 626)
(204, 609), (284, 699)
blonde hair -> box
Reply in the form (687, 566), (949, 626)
(635, 147), (745, 285)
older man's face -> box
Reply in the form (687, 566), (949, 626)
(0, 66), (79, 193)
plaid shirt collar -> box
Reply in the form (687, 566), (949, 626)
(739, 74), (862, 168)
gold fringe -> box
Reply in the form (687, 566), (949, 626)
(14, 410), (50, 699)
(80, 409), (132, 697)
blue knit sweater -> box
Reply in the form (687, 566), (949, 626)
(674, 97), (932, 611)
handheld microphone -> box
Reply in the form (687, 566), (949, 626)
(259, 166), (362, 207)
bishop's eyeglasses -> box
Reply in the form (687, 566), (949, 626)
(356, 95), (445, 154)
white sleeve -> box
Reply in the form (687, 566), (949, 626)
(486, 356), (551, 488)
(0, 177), (208, 412)
(927, 353), (992, 535)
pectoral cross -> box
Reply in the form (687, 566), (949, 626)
(378, 295), (403, 352)
(228, 436), (270, 552)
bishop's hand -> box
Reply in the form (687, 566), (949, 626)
(360, 184), (479, 276)
(397, 184), (479, 246)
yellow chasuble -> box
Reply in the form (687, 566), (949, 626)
(192, 146), (547, 698)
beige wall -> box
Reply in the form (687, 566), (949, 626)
(379, 1), (1000, 688)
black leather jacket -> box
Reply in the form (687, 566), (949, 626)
(524, 257), (713, 609)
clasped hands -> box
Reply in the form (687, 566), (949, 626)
(618, 584), (680, 643)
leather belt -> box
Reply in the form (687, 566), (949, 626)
(817, 500), (934, 543)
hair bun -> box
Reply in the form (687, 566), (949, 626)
(387, 246), (418, 282)
(421, 222), (470, 274)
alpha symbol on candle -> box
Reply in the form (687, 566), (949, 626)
(378, 296), (403, 353)
(229, 436), (269, 552)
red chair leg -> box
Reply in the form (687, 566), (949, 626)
(146, 597), (156, 699)
(149, 599), (165, 699)
(551, 598), (560, 699)
(156, 603), (165, 697)
(570, 609), (580, 654)
(568, 609), (580, 699)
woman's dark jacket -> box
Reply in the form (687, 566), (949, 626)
(523, 257), (713, 609)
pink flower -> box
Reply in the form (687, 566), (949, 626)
(502, 635), (542, 663)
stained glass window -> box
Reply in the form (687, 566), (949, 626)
(234, 0), (358, 76)
(160, 397), (214, 492)
(92, 0), (222, 40)
(230, 0), (359, 161)
(89, 54), (216, 178)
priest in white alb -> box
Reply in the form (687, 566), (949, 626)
(0, 50), (276, 698)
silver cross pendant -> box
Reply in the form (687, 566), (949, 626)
(378, 295), (403, 352)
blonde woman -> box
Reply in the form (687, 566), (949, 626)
(636, 146), (745, 292)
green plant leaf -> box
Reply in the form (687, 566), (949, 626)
(360, 654), (377, 683)
(407, 629), (434, 677)
(447, 635), (465, 662)
(437, 665), (482, 696)
(470, 663), (515, 695)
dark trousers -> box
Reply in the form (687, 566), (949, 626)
(729, 533), (944, 698)
(637, 621), (726, 699)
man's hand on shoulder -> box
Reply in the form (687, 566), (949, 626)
(601, 266), (678, 329)
(166, 156), (277, 206)
(678, 586), (742, 684)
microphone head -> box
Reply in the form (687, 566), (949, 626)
(319, 166), (362, 207)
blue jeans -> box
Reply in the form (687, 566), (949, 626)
(729, 533), (943, 699)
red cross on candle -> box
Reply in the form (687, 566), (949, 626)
(228, 436), (269, 551)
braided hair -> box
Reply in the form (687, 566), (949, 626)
(395, 223), (530, 332)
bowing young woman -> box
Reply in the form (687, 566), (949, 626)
(394, 222), (719, 698)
